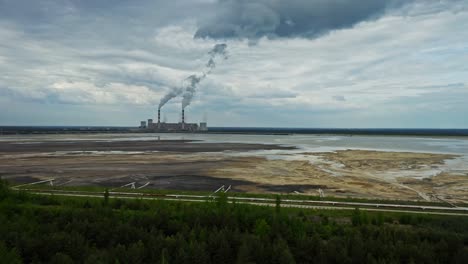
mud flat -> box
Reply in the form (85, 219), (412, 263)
(0, 139), (296, 154)
(1, 139), (467, 203)
(0, 140), (294, 192)
(207, 150), (468, 203)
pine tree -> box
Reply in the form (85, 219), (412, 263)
(275, 195), (281, 214)
(103, 189), (110, 206)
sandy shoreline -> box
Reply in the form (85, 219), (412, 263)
(1, 139), (467, 203)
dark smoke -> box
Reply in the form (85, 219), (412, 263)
(158, 43), (228, 110)
(181, 43), (228, 109)
(181, 75), (203, 109)
(158, 87), (183, 110)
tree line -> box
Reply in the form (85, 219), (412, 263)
(1, 180), (467, 263)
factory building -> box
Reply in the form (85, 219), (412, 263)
(139, 109), (206, 132)
(199, 122), (208, 131)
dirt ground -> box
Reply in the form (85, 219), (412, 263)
(1, 140), (467, 203)
(209, 150), (468, 203)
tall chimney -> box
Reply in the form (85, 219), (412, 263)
(182, 108), (185, 129)
(158, 109), (161, 123)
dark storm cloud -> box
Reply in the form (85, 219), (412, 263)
(195, 0), (407, 39)
(0, 0), (212, 41)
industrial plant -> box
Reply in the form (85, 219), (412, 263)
(139, 108), (207, 132)
(138, 43), (227, 133)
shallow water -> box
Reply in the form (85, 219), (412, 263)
(2, 133), (468, 155)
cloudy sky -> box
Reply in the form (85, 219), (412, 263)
(1, 0), (467, 128)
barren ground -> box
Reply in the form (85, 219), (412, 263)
(1, 140), (467, 203)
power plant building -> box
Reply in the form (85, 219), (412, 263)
(139, 109), (206, 132)
(199, 122), (208, 131)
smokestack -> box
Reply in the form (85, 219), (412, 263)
(182, 109), (185, 129)
(158, 109), (161, 124)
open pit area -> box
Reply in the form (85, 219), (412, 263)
(1, 139), (467, 204)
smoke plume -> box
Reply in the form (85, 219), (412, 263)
(158, 87), (183, 110)
(181, 43), (228, 109)
(158, 43), (228, 110)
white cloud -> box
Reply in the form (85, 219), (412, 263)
(49, 81), (161, 105)
(0, 0), (467, 127)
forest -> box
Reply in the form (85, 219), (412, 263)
(1, 179), (468, 264)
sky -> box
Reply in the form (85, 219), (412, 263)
(0, 0), (467, 128)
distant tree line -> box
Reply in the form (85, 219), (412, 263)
(0, 180), (467, 263)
